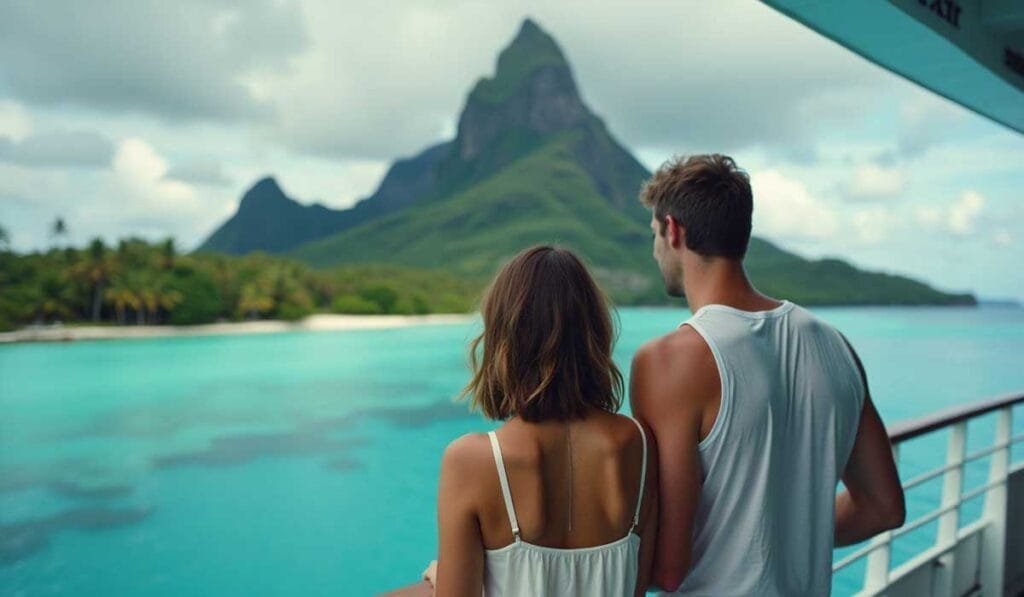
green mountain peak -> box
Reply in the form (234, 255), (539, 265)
(468, 17), (574, 106)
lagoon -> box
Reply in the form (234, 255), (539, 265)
(1, 306), (1022, 596)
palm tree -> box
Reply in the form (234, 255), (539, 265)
(159, 238), (176, 270)
(105, 271), (147, 325)
(0, 224), (10, 251)
(72, 238), (116, 321)
(34, 271), (75, 323)
(137, 274), (183, 325)
(157, 286), (184, 322)
(138, 288), (156, 325)
(104, 282), (137, 325)
(237, 281), (274, 320)
(51, 217), (68, 248)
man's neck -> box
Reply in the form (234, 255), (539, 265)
(682, 258), (778, 313)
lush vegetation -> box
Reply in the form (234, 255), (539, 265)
(0, 234), (479, 332)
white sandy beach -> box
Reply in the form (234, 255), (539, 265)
(0, 313), (475, 344)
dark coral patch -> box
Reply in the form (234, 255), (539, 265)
(0, 506), (153, 565)
(153, 432), (365, 469)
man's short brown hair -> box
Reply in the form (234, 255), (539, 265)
(640, 154), (753, 259)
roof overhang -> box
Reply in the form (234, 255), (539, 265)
(761, 0), (1024, 135)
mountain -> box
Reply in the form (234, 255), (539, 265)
(288, 19), (660, 298)
(198, 177), (347, 254)
(430, 18), (650, 220)
(198, 141), (452, 255)
(199, 18), (974, 306)
(198, 18), (649, 257)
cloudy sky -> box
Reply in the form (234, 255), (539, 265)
(0, 0), (1021, 300)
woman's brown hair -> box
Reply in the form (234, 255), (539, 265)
(461, 245), (623, 422)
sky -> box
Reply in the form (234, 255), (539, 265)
(0, 0), (1021, 301)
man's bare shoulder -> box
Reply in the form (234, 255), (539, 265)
(631, 324), (718, 420)
(632, 324), (715, 375)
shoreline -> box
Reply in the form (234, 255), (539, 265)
(2, 302), (1017, 345)
(0, 313), (476, 345)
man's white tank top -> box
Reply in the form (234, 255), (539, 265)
(665, 301), (864, 596)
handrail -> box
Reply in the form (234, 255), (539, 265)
(836, 391), (1023, 595)
(887, 391), (1024, 443)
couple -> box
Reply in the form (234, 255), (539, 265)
(404, 154), (905, 596)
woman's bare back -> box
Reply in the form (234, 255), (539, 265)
(474, 409), (649, 550)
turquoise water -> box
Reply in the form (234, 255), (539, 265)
(1, 306), (1022, 596)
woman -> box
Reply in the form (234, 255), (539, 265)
(431, 246), (658, 596)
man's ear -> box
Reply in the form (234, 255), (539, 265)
(665, 215), (685, 250)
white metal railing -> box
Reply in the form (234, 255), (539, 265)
(833, 392), (1024, 596)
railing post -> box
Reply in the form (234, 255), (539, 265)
(980, 408), (1010, 596)
(863, 443), (899, 594)
(935, 421), (967, 597)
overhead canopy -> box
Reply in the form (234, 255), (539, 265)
(762, 0), (1024, 135)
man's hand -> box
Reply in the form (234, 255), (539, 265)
(835, 337), (905, 546)
(422, 560), (437, 587)
(380, 580), (433, 596)
(378, 561), (436, 597)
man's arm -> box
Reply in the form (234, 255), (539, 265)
(434, 434), (486, 596)
(835, 338), (906, 546)
(630, 329), (714, 591)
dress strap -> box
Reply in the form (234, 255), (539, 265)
(627, 417), (648, 532)
(488, 431), (521, 540)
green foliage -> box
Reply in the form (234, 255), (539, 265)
(359, 285), (399, 313)
(0, 238), (480, 331)
(166, 265), (224, 325)
(332, 294), (381, 315)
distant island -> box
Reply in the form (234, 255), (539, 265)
(977, 299), (1022, 308)
(0, 19), (975, 333)
(198, 19), (974, 309)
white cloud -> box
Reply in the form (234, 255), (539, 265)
(0, 101), (32, 141)
(947, 191), (985, 235)
(750, 169), (839, 240)
(845, 164), (907, 200)
(109, 139), (203, 222)
(915, 205), (942, 227)
(851, 206), (898, 244)
(993, 230), (1013, 246)
(915, 190), (985, 236)
(0, 139), (234, 250)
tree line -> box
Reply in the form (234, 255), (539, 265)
(0, 226), (479, 332)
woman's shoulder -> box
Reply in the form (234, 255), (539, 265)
(607, 412), (647, 441)
(581, 412), (647, 457)
(441, 431), (492, 471)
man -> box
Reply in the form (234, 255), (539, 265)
(630, 154), (905, 595)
